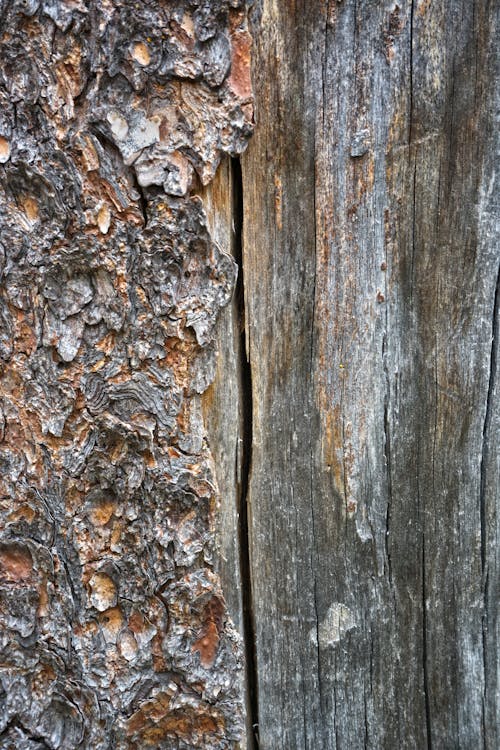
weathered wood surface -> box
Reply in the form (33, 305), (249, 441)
(201, 155), (254, 748)
(202, 157), (243, 637)
(0, 2), (254, 748)
(241, 1), (498, 748)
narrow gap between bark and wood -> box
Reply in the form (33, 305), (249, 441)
(231, 156), (259, 750)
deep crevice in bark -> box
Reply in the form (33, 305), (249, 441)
(231, 155), (259, 750)
(132, 175), (149, 227)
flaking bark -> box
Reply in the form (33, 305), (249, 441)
(0, 2), (253, 748)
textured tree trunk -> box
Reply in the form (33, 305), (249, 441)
(0, 1), (253, 748)
(1, 1), (498, 750)
(230, 1), (498, 748)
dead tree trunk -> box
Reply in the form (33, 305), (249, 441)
(0, 2), (253, 748)
(227, 1), (498, 748)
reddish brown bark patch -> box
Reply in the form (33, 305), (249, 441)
(0, 543), (33, 583)
(228, 11), (253, 102)
(192, 595), (226, 667)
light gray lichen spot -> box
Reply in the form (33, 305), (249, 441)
(311, 603), (356, 648)
(356, 515), (373, 543)
(350, 128), (370, 157)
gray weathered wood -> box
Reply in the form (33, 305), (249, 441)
(202, 157), (244, 637)
(202, 155), (254, 749)
(242, 1), (498, 748)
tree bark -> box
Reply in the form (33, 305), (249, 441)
(0, 2), (253, 748)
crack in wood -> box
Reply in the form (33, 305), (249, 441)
(480, 262), (499, 744)
(480, 265), (499, 575)
(231, 155), (259, 750)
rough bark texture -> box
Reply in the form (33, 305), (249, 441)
(237, 1), (498, 748)
(0, 2), (253, 748)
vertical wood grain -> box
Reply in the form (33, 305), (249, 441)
(241, 1), (498, 747)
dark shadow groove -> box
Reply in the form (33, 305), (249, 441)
(480, 264), (499, 573)
(479, 262), (499, 745)
(132, 173), (148, 227)
(231, 155), (259, 750)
